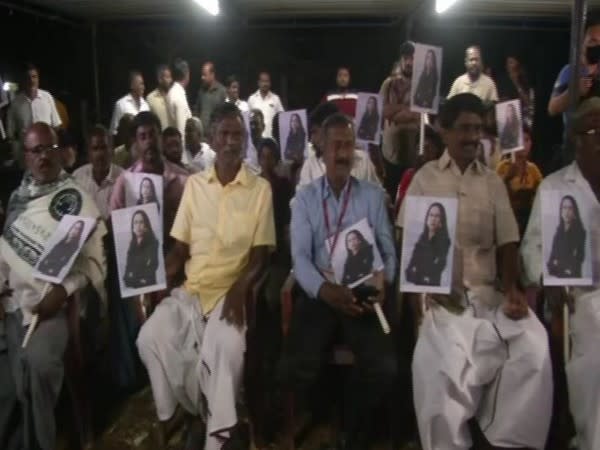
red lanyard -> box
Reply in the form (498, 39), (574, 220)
(323, 181), (352, 258)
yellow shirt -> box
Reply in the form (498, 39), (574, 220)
(170, 164), (276, 313)
(496, 159), (542, 210)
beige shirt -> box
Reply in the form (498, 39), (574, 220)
(146, 89), (170, 130)
(448, 73), (499, 102)
(397, 150), (519, 291)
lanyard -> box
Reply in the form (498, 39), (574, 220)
(323, 181), (352, 259)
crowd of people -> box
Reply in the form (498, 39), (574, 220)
(2, 12), (600, 450)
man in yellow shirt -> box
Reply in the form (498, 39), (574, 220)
(136, 102), (276, 450)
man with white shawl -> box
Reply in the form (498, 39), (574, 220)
(0, 123), (107, 450)
(396, 94), (552, 449)
(521, 97), (600, 450)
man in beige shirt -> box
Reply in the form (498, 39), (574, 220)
(146, 64), (172, 130)
(448, 46), (499, 102)
(397, 93), (551, 450)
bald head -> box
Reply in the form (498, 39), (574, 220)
(24, 122), (62, 183)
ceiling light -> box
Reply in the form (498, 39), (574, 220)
(193, 0), (219, 16)
(436, 0), (460, 13)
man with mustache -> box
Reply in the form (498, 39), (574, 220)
(281, 113), (397, 450)
(0, 122), (107, 450)
(448, 45), (499, 102)
(397, 93), (552, 450)
(136, 102), (275, 450)
(522, 97), (600, 450)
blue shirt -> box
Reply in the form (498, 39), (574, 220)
(291, 176), (397, 299)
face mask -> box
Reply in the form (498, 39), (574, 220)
(586, 45), (600, 64)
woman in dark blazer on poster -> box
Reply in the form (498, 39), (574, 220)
(342, 229), (375, 286)
(413, 49), (439, 109)
(357, 96), (380, 141)
(38, 220), (85, 277)
(547, 195), (586, 278)
(284, 113), (307, 163)
(405, 202), (451, 286)
(124, 209), (159, 288)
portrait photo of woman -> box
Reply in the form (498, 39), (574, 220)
(38, 220), (85, 277)
(499, 103), (521, 150)
(137, 176), (160, 211)
(547, 195), (586, 279)
(413, 49), (439, 109)
(342, 229), (375, 286)
(284, 112), (307, 163)
(123, 209), (159, 289)
(357, 96), (381, 141)
(405, 202), (451, 286)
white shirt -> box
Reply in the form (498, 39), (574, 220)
(296, 147), (382, 192)
(109, 93), (150, 134)
(7, 89), (61, 140)
(167, 82), (192, 139)
(447, 73), (499, 102)
(226, 97), (249, 113)
(146, 88), (170, 130)
(247, 90), (284, 138)
(183, 143), (216, 172)
(73, 163), (124, 220)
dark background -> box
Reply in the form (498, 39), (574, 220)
(0, 6), (570, 172)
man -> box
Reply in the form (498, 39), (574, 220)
(136, 102), (275, 450)
(194, 62), (227, 132)
(247, 71), (284, 138)
(379, 42), (420, 198)
(110, 111), (188, 242)
(161, 127), (185, 169)
(397, 94), (552, 450)
(297, 102), (380, 191)
(167, 58), (193, 141)
(112, 113), (136, 169)
(522, 97), (600, 450)
(7, 64), (62, 163)
(249, 109), (265, 151)
(225, 75), (249, 113)
(146, 64), (173, 130)
(323, 66), (358, 118)
(73, 124), (124, 220)
(109, 71), (150, 135)
(0, 123), (106, 450)
(448, 45), (499, 102)
(281, 113), (397, 450)
(183, 117), (215, 172)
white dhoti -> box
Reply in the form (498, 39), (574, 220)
(413, 288), (553, 450)
(566, 292), (600, 450)
(136, 288), (245, 450)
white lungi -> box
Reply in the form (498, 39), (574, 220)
(137, 288), (245, 450)
(413, 288), (553, 450)
(567, 291), (600, 450)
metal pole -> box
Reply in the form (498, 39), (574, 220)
(91, 23), (101, 123)
(566, 0), (587, 165)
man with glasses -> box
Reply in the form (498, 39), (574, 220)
(397, 94), (552, 450)
(522, 97), (600, 450)
(0, 122), (107, 450)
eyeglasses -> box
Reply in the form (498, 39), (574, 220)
(25, 144), (60, 156)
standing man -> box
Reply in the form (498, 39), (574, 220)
(323, 66), (358, 118)
(379, 41), (420, 198)
(448, 46), (499, 102)
(247, 71), (284, 138)
(146, 64), (173, 131)
(73, 124), (124, 220)
(225, 75), (249, 112)
(161, 127), (186, 169)
(167, 58), (192, 141)
(249, 109), (266, 151)
(398, 94), (552, 450)
(109, 71), (150, 135)
(0, 123), (106, 450)
(194, 62), (227, 132)
(136, 102), (275, 450)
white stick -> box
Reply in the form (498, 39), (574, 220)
(140, 293), (147, 321)
(420, 292), (426, 316)
(563, 287), (571, 364)
(22, 283), (51, 348)
(373, 303), (391, 335)
(419, 113), (425, 156)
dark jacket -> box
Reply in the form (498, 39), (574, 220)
(284, 129), (307, 163)
(500, 121), (520, 150)
(413, 70), (438, 108)
(405, 232), (451, 286)
(357, 112), (379, 141)
(547, 224), (586, 278)
(38, 239), (79, 277)
(342, 245), (375, 286)
(124, 235), (159, 288)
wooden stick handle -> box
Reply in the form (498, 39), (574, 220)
(563, 286), (571, 364)
(22, 283), (51, 348)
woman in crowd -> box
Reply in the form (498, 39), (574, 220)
(405, 202), (451, 286)
(357, 96), (380, 141)
(38, 219), (85, 276)
(137, 176), (160, 211)
(413, 49), (439, 109)
(123, 209), (159, 288)
(547, 195), (586, 278)
(342, 229), (375, 286)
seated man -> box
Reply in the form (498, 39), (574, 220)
(297, 102), (381, 191)
(280, 113), (397, 450)
(161, 126), (188, 170)
(397, 94), (552, 450)
(521, 97), (600, 450)
(136, 102), (275, 450)
(183, 116), (215, 172)
(0, 123), (107, 450)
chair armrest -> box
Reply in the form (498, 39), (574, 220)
(280, 272), (295, 337)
